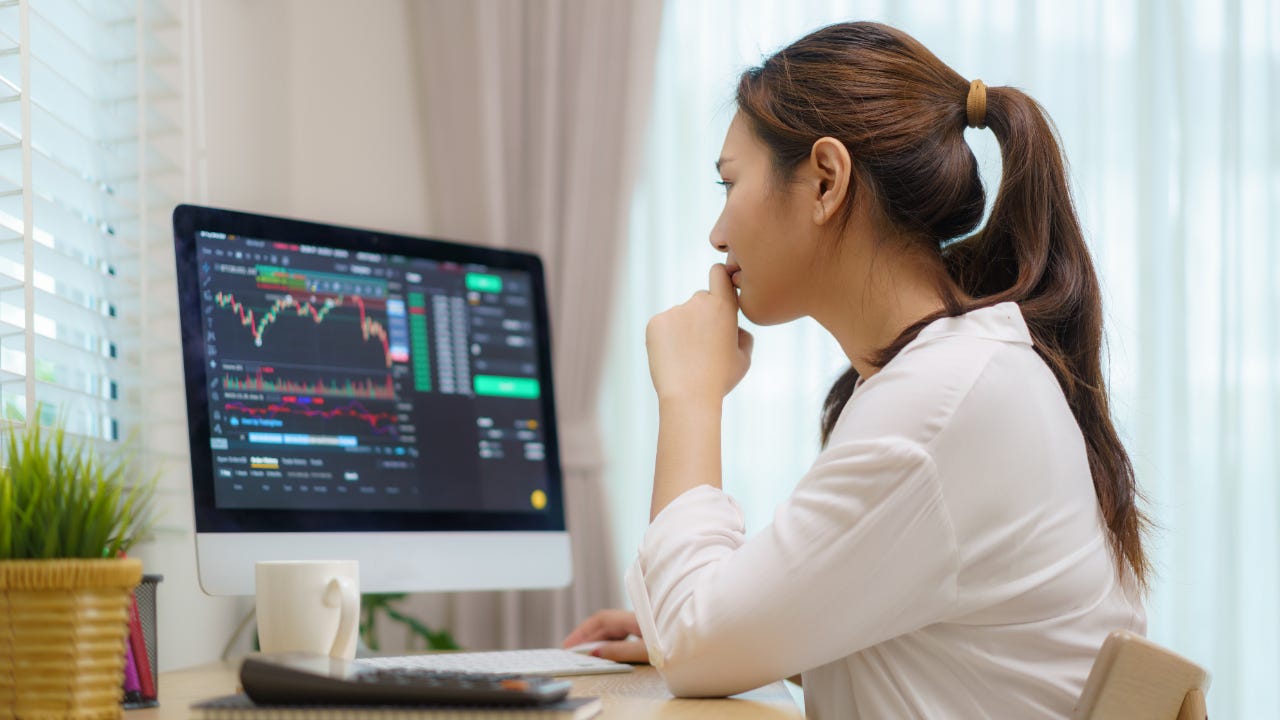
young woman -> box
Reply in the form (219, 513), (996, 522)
(563, 21), (1148, 718)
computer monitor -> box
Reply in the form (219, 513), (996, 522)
(172, 204), (572, 595)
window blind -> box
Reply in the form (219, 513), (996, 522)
(0, 0), (188, 509)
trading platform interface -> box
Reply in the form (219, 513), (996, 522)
(195, 231), (551, 514)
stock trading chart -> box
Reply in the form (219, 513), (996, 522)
(195, 232), (551, 514)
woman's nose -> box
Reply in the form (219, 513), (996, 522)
(709, 233), (728, 254)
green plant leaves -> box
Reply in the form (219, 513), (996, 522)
(358, 593), (460, 652)
(0, 413), (156, 559)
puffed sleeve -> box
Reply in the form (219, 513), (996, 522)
(625, 437), (959, 697)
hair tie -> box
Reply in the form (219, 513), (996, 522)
(966, 79), (987, 129)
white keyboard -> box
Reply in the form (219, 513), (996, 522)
(357, 648), (633, 677)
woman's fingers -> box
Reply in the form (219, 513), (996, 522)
(645, 263), (750, 401)
(592, 639), (649, 664)
(708, 263), (735, 300)
(562, 609), (641, 647)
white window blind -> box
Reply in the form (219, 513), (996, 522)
(0, 0), (186, 455)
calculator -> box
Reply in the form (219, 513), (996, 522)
(239, 654), (573, 706)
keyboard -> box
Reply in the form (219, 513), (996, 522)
(357, 648), (634, 677)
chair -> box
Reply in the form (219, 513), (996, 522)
(1072, 630), (1210, 720)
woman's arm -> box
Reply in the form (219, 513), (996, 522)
(644, 264), (751, 520)
(634, 265), (959, 697)
(628, 438), (959, 697)
(650, 397), (723, 521)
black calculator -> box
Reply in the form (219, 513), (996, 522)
(240, 654), (573, 706)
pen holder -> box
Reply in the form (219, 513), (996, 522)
(122, 573), (163, 709)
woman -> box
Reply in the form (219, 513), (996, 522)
(564, 21), (1148, 718)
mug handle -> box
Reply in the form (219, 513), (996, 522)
(324, 576), (359, 659)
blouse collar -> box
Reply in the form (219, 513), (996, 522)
(848, 301), (1033, 396)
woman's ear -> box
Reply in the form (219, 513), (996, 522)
(808, 137), (853, 225)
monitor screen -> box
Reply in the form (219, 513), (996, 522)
(173, 204), (571, 595)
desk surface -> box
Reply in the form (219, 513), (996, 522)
(130, 660), (801, 720)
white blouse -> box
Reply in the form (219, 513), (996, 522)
(625, 302), (1145, 718)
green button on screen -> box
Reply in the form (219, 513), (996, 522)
(466, 273), (503, 293)
(474, 375), (540, 399)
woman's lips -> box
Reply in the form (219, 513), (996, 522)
(725, 263), (742, 286)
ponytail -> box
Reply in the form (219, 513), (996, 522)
(955, 87), (1151, 591)
(740, 22), (1150, 591)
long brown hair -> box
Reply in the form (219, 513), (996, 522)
(736, 22), (1150, 590)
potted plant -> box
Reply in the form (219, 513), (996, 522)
(0, 417), (155, 720)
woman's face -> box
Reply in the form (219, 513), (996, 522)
(709, 113), (819, 326)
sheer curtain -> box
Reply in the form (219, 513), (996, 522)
(600, 1), (1279, 717)
(405, 0), (662, 650)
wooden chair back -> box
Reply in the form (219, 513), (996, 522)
(1072, 630), (1210, 720)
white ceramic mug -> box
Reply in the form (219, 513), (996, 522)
(255, 560), (360, 659)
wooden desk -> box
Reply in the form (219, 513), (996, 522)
(128, 660), (801, 719)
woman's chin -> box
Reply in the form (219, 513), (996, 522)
(738, 295), (792, 327)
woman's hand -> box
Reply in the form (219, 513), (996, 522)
(562, 609), (649, 664)
(645, 264), (754, 403)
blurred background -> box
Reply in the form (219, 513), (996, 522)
(1, 1), (1273, 716)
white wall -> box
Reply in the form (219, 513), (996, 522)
(284, 1), (431, 232)
(141, 0), (431, 670)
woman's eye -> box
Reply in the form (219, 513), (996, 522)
(716, 180), (733, 193)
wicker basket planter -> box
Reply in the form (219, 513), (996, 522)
(0, 558), (143, 720)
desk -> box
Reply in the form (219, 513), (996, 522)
(128, 661), (802, 720)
